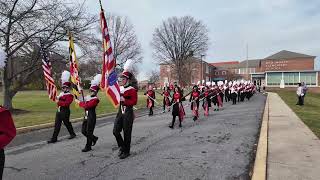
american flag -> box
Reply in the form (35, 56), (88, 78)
(41, 45), (57, 102)
(100, 8), (120, 108)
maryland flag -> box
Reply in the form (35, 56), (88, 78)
(68, 31), (83, 99)
(100, 6), (120, 108)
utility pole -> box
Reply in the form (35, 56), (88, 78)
(200, 54), (205, 83)
(246, 44), (249, 79)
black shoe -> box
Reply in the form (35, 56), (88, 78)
(179, 124), (182, 128)
(82, 147), (92, 152)
(193, 117), (197, 121)
(169, 125), (174, 129)
(119, 153), (130, 159)
(68, 134), (76, 139)
(92, 137), (99, 146)
(47, 139), (57, 144)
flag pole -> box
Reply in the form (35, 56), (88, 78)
(99, 0), (103, 11)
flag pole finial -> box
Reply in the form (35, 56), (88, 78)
(99, 0), (103, 11)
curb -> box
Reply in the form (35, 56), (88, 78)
(16, 112), (117, 134)
(15, 105), (160, 134)
(251, 93), (269, 180)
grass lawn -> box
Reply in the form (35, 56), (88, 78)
(0, 90), (164, 128)
(273, 90), (320, 138)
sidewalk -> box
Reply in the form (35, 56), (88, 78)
(268, 92), (320, 180)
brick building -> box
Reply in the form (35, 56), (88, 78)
(159, 57), (215, 87)
(159, 50), (319, 88)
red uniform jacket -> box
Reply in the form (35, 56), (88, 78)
(57, 92), (74, 107)
(190, 91), (200, 101)
(0, 107), (16, 149)
(121, 86), (138, 106)
(79, 96), (100, 110)
(163, 90), (170, 97)
(172, 92), (181, 103)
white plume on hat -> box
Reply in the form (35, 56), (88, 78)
(212, 82), (216, 86)
(91, 74), (102, 86)
(202, 80), (205, 84)
(236, 81), (240, 85)
(206, 82), (211, 86)
(197, 81), (201, 85)
(61, 70), (70, 84)
(124, 59), (135, 73)
(0, 48), (6, 68)
(217, 81), (223, 86)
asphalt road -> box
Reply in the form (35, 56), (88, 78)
(4, 94), (266, 180)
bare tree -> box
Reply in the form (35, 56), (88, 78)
(0, 0), (96, 109)
(80, 14), (142, 72)
(151, 16), (209, 86)
(147, 69), (160, 84)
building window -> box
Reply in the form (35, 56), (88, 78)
(283, 72), (299, 86)
(239, 68), (249, 74)
(222, 71), (226, 75)
(249, 68), (256, 73)
(206, 64), (209, 73)
(300, 72), (317, 86)
(267, 72), (282, 86)
(215, 71), (219, 75)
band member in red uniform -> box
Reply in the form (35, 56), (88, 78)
(113, 59), (138, 159)
(144, 85), (155, 116)
(189, 85), (200, 121)
(75, 74), (101, 152)
(162, 86), (171, 113)
(202, 86), (211, 116)
(0, 106), (16, 179)
(169, 86), (184, 128)
(48, 71), (76, 143)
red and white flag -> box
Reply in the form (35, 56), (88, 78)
(100, 7), (120, 108)
(41, 45), (57, 102)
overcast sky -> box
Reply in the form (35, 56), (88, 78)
(85, 0), (320, 80)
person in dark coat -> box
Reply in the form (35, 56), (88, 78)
(113, 59), (138, 159)
(0, 106), (16, 180)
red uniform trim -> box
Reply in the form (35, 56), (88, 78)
(0, 107), (16, 149)
(79, 97), (100, 110)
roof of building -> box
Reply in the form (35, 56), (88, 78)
(264, 50), (315, 60)
(237, 59), (261, 68)
(210, 61), (239, 69)
(159, 57), (215, 67)
(210, 61), (239, 66)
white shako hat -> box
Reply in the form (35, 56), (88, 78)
(121, 59), (135, 79)
(61, 70), (71, 88)
(90, 74), (102, 92)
